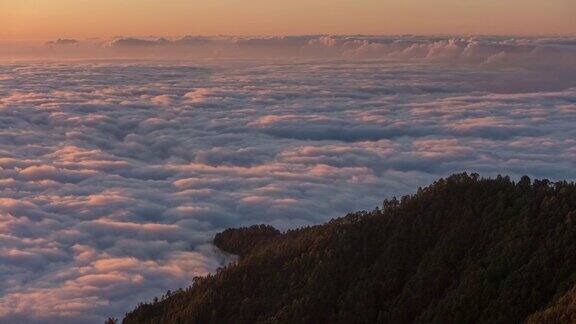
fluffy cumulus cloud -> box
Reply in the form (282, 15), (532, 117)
(2, 35), (576, 71)
(0, 38), (575, 322)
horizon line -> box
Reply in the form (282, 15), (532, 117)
(2, 33), (576, 42)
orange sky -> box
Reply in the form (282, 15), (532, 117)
(1, 0), (575, 39)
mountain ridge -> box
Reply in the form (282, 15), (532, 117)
(123, 173), (576, 324)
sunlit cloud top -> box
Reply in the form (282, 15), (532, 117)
(1, 0), (575, 40)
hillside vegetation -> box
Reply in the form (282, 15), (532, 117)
(123, 173), (576, 324)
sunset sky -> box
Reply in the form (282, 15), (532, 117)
(1, 0), (575, 39)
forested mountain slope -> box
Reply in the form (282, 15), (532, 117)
(123, 173), (576, 324)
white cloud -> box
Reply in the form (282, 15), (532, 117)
(0, 47), (575, 322)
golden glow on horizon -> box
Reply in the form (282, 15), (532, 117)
(1, 0), (575, 39)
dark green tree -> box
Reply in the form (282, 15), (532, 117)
(104, 317), (118, 324)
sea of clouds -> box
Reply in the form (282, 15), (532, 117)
(0, 36), (575, 322)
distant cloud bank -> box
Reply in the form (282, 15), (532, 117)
(0, 35), (575, 70)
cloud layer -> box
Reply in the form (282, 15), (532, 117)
(0, 50), (575, 322)
(1, 35), (575, 71)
